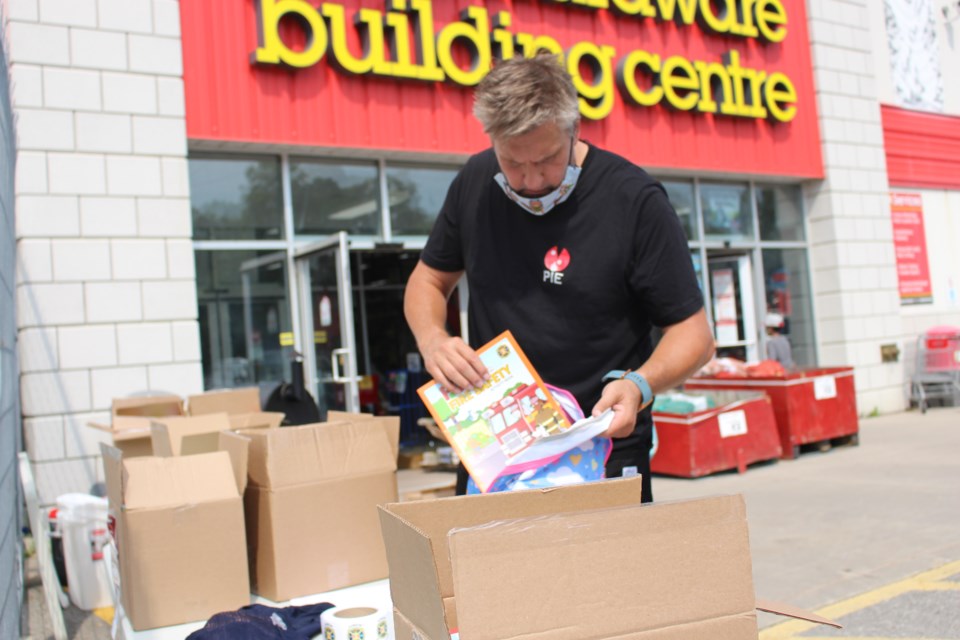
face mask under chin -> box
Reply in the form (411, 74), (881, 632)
(494, 163), (582, 216)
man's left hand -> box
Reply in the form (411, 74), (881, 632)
(591, 379), (645, 439)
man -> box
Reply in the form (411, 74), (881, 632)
(404, 53), (715, 501)
(764, 312), (796, 370)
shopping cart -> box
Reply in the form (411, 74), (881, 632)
(910, 326), (960, 413)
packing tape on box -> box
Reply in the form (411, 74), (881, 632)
(320, 605), (392, 640)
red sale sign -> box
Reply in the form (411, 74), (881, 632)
(890, 193), (932, 305)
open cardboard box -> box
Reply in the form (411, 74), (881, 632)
(88, 395), (185, 457)
(378, 477), (839, 640)
(150, 413), (258, 495)
(187, 387), (284, 430)
(242, 413), (400, 602)
(101, 433), (251, 631)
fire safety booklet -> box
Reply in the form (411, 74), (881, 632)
(417, 330), (614, 493)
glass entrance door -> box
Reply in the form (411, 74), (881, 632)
(294, 232), (360, 415)
(707, 252), (759, 362)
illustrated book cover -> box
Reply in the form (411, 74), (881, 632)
(417, 330), (613, 492)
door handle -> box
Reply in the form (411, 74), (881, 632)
(331, 348), (349, 383)
(331, 348), (362, 383)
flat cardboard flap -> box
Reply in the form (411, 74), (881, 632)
(188, 387), (261, 416)
(121, 452), (239, 510)
(380, 477), (645, 625)
(91, 422), (152, 442)
(378, 506), (450, 640)
(756, 599), (841, 628)
(150, 414), (232, 457)
(326, 411), (401, 461)
(449, 494), (756, 640)
(227, 412), (284, 430)
(90, 395), (184, 436)
(100, 444), (124, 510)
(113, 395), (184, 424)
(218, 431), (250, 494)
(245, 421), (396, 488)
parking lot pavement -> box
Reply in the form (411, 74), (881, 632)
(762, 560), (960, 639)
(654, 406), (960, 635)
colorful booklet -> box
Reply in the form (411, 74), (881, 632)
(417, 330), (614, 492)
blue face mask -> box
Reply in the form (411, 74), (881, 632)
(494, 138), (582, 216)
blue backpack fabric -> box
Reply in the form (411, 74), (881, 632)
(186, 602), (334, 640)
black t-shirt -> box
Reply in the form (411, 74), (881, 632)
(421, 143), (703, 442)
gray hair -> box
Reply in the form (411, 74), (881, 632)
(473, 53), (580, 140)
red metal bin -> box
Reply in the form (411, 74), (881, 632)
(685, 367), (858, 460)
(651, 391), (782, 478)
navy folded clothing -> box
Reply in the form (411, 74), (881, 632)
(187, 602), (335, 640)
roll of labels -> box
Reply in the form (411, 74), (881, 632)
(320, 606), (392, 640)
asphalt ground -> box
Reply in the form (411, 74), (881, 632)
(21, 406), (960, 639)
(655, 406), (960, 638)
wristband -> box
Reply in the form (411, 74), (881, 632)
(602, 370), (653, 407)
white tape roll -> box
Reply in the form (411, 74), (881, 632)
(320, 605), (392, 640)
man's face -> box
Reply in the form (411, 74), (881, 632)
(492, 122), (575, 198)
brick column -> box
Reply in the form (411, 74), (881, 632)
(8, 0), (202, 503)
(804, 0), (906, 415)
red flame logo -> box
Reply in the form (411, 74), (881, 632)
(544, 246), (571, 272)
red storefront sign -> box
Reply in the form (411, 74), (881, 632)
(180, 0), (822, 178)
(890, 192), (933, 305)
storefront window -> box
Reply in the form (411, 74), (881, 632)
(195, 250), (292, 391)
(290, 158), (381, 236)
(758, 185), (805, 241)
(387, 164), (458, 236)
(700, 182), (754, 241)
(189, 155), (284, 240)
(663, 180), (697, 240)
(690, 250), (703, 291)
(762, 248), (815, 368)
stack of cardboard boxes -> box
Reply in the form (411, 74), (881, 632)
(95, 389), (840, 638)
(95, 389), (399, 631)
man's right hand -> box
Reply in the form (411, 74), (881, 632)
(403, 261), (487, 394)
(420, 333), (489, 394)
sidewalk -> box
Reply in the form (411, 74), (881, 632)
(22, 407), (960, 638)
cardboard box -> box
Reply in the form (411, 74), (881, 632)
(187, 387), (285, 430)
(243, 414), (400, 602)
(101, 439), (251, 631)
(378, 478), (838, 640)
(150, 413), (256, 496)
(89, 395), (185, 457)
(150, 413), (233, 457)
(326, 411), (400, 461)
(188, 386), (260, 414)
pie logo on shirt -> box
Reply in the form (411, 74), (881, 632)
(543, 246), (570, 285)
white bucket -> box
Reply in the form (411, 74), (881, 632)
(56, 493), (112, 610)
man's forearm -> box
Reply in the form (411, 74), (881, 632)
(636, 308), (715, 395)
(403, 262), (462, 353)
(404, 282), (450, 352)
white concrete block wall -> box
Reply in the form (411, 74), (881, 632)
(806, 0), (906, 416)
(9, 0), (201, 504)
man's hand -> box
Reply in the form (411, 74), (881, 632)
(420, 333), (488, 394)
(404, 262), (487, 394)
(591, 379), (645, 439)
